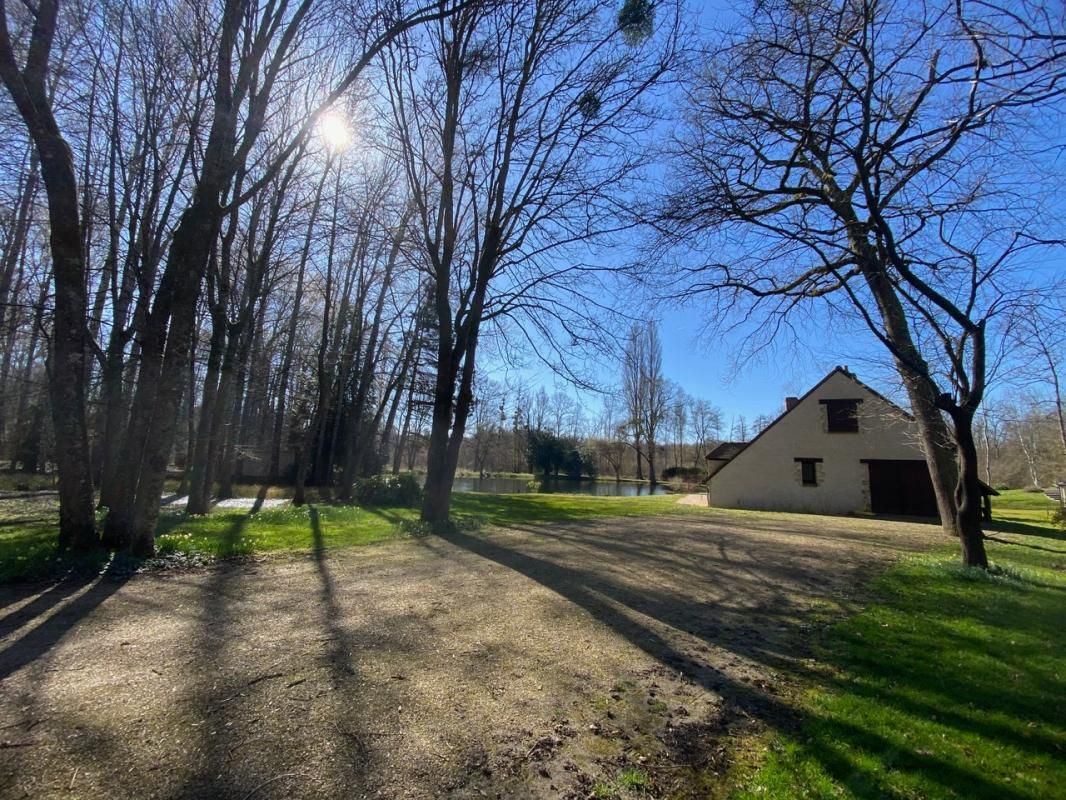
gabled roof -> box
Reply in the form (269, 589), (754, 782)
(710, 366), (912, 481)
(705, 365), (1002, 503)
(705, 441), (747, 461)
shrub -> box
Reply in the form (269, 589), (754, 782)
(353, 474), (423, 508)
(661, 466), (705, 482)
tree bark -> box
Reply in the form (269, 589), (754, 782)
(185, 308), (227, 515)
(104, 0), (248, 554)
(0, 3), (97, 551)
(949, 406), (989, 568)
(848, 231), (960, 539)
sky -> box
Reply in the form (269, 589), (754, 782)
(478, 0), (1066, 432)
(478, 0), (899, 426)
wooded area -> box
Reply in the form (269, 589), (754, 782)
(0, 0), (680, 554)
(0, 0), (1063, 568)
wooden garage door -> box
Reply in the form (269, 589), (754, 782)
(866, 459), (938, 517)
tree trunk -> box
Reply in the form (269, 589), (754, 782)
(392, 373), (418, 476)
(854, 246), (959, 538)
(0, 14), (99, 549)
(186, 310), (227, 514)
(0, 152), (38, 448)
(9, 283), (47, 470)
(1017, 425), (1042, 488)
(900, 369), (960, 536)
(292, 443), (307, 506)
(105, 199), (225, 555)
(421, 346), (457, 525)
(177, 348), (198, 495)
(103, 0), (248, 556)
(268, 172), (323, 479)
(979, 412), (994, 485)
(951, 408), (989, 568)
(1041, 343), (1066, 463)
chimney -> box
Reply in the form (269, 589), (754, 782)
(785, 396), (799, 411)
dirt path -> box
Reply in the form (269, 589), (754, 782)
(674, 493), (708, 507)
(0, 510), (941, 799)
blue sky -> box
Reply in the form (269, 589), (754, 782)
(481, 0), (1066, 431)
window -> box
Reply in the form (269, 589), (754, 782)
(822, 399), (860, 432)
(795, 458), (822, 486)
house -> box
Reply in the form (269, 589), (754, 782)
(705, 441), (748, 479)
(706, 366), (995, 518)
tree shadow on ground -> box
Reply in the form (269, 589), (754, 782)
(174, 506), (374, 798)
(174, 512), (254, 797)
(986, 518), (1066, 541)
(439, 519), (1045, 800)
(249, 483), (271, 515)
(0, 564), (130, 681)
(985, 534), (1066, 556)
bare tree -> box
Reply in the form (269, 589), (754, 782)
(975, 405), (1002, 486)
(0, 0), (96, 549)
(662, 0), (1065, 567)
(100, 0), (464, 553)
(622, 320), (669, 484)
(595, 393), (627, 480)
(730, 414), (748, 443)
(689, 397), (721, 466)
(1012, 298), (1066, 466)
(384, 0), (679, 525)
(669, 388), (688, 469)
(751, 414), (774, 436)
(1006, 400), (1045, 488)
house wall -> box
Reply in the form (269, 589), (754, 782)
(706, 459), (730, 478)
(708, 370), (926, 515)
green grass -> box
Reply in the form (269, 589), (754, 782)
(733, 495), (1066, 800)
(0, 472), (56, 491)
(450, 491), (685, 524)
(153, 503), (413, 559)
(591, 766), (653, 798)
(617, 766), (652, 790)
(0, 491), (691, 583)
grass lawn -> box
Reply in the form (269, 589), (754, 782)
(733, 489), (1066, 800)
(4, 482), (1063, 799)
(0, 471), (56, 491)
(0, 490), (690, 583)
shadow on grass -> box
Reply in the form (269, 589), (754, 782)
(359, 506), (411, 527)
(985, 534), (1066, 555)
(753, 563), (1066, 798)
(986, 518), (1066, 541)
(440, 519), (1058, 800)
(768, 709), (1039, 800)
(448, 492), (664, 525)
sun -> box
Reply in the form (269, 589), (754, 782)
(317, 111), (352, 153)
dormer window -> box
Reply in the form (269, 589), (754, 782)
(821, 399), (861, 433)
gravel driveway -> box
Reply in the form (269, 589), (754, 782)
(0, 509), (940, 799)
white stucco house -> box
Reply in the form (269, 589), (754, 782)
(706, 366), (994, 518)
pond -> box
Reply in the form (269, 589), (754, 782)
(451, 475), (672, 496)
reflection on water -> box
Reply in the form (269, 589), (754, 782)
(451, 476), (671, 496)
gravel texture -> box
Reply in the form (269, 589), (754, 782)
(0, 509), (940, 799)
